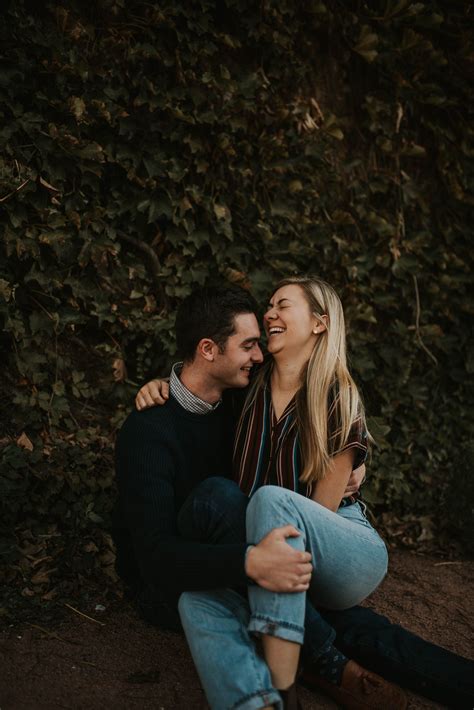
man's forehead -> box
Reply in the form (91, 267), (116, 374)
(232, 312), (260, 338)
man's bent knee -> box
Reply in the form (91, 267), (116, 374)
(193, 476), (243, 500)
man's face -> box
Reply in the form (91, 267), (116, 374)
(213, 313), (263, 389)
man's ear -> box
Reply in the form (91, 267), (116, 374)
(196, 338), (217, 362)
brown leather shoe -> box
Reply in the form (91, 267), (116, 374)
(300, 659), (407, 709)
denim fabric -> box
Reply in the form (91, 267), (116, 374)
(178, 479), (385, 708)
(178, 477), (474, 709)
(178, 476), (248, 544)
(178, 477), (336, 653)
(179, 589), (282, 710)
(246, 486), (388, 643)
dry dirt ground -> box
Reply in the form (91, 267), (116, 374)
(1, 550), (472, 710)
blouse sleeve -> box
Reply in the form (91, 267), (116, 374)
(327, 386), (368, 470)
(336, 416), (368, 470)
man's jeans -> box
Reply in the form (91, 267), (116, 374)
(178, 477), (474, 709)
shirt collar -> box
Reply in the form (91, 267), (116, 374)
(169, 362), (222, 414)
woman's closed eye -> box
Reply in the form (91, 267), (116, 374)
(266, 304), (288, 311)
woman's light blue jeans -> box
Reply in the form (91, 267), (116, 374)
(179, 485), (388, 710)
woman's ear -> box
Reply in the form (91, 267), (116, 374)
(197, 338), (217, 362)
(312, 314), (328, 334)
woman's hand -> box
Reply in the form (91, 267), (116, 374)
(136, 379), (169, 411)
(344, 464), (366, 497)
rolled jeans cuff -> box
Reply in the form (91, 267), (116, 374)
(249, 613), (305, 645)
(233, 688), (282, 710)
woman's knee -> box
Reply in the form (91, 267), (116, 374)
(247, 485), (293, 516)
(246, 485), (299, 538)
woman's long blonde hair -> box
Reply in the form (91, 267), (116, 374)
(242, 275), (368, 485)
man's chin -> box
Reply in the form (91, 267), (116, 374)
(234, 371), (251, 388)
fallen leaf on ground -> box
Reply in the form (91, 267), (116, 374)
(17, 432), (34, 451)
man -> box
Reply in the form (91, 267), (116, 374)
(114, 286), (312, 633)
(114, 284), (473, 709)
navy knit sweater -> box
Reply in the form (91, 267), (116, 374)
(114, 394), (248, 601)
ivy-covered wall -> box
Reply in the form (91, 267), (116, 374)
(1, 0), (473, 612)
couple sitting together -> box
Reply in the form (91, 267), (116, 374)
(113, 275), (473, 710)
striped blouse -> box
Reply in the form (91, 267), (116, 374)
(233, 375), (368, 502)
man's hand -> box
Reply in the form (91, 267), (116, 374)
(136, 379), (170, 411)
(245, 525), (312, 593)
(343, 464), (366, 497)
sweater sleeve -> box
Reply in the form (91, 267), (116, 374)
(116, 411), (248, 596)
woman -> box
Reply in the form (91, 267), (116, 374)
(137, 276), (391, 709)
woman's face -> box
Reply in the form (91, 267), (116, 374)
(263, 284), (323, 359)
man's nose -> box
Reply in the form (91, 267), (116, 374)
(253, 345), (264, 362)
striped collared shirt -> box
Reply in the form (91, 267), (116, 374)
(233, 372), (367, 500)
(169, 362), (222, 414)
(233, 381), (301, 497)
